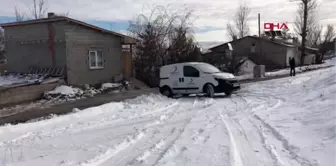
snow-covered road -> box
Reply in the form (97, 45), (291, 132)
(0, 66), (335, 166)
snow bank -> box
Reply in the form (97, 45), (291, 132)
(266, 64), (333, 77)
(125, 93), (170, 105)
(236, 58), (336, 81)
(47, 85), (83, 95)
(0, 74), (41, 87)
(101, 83), (121, 89)
(44, 85), (86, 101)
(44, 82), (124, 101)
(235, 74), (253, 81)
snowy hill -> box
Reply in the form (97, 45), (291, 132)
(0, 66), (335, 166)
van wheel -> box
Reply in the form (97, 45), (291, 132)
(160, 86), (173, 98)
(204, 84), (215, 98)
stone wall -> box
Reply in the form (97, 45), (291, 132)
(0, 82), (60, 108)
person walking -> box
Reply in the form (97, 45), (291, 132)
(289, 57), (296, 76)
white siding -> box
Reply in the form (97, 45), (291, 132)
(286, 48), (296, 67)
(239, 59), (256, 75)
(304, 54), (316, 65)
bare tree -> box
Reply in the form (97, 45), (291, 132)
(306, 25), (322, 47)
(227, 3), (251, 39)
(293, 0), (317, 65)
(223, 3), (250, 74)
(323, 25), (336, 42)
(14, 0), (47, 21)
(226, 23), (237, 40)
(235, 3), (250, 38)
(128, 6), (198, 86)
(168, 25), (201, 63)
(15, 6), (25, 22)
(30, 0), (47, 19)
(316, 24), (336, 63)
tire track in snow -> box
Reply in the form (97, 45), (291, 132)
(219, 113), (244, 166)
(0, 101), (180, 149)
(149, 118), (196, 166)
(79, 129), (146, 166)
(149, 99), (217, 166)
(85, 103), (184, 166)
(245, 93), (315, 166)
(253, 114), (316, 166)
(217, 95), (286, 166)
(96, 98), (214, 166)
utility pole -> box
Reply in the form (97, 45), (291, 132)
(300, 0), (308, 66)
(258, 13), (263, 58)
(258, 13), (261, 37)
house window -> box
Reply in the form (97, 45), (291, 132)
(89, 50), (104, 69)
(251, 43), (256, 53)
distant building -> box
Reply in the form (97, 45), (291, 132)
(206, 36), (318, 73)
(298, 46), (318, 65)
(0, 13), (136, 85)
(235, 58), (256, 75)
(208, 36), (300, 70)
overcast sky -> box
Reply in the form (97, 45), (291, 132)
(0, 0), (335, 43)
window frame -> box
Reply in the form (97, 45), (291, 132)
(183, 65), (200, 77)
(88, 50), (104, 69)
(251, 43), (256, 53)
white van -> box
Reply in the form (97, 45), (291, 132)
(159, 62), (240, 97)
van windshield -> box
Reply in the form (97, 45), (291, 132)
(194, 64), (221, 74)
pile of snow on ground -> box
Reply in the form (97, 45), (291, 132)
(101, 83), (121, 89)
(265, 63), (330, 77)
(44, 85), (84, 100)
(236, 58), (335, 80)
(47, 85), (83, 95)
(43, 82), (125, 101)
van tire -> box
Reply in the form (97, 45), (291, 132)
(160, 86), (173, 98)
(204, 84), (215, 98)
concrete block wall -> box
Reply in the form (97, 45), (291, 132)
(0, 82), (60, 108)
(3, 22), (67, 73)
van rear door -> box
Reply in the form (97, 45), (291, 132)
(168, 65), (184, 93)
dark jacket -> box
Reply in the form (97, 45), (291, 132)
(289, 58), (296, 68)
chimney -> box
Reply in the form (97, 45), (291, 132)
(48, 12), (55, 18)
(293, 37), (299, 46)
(232, 35), (238, 41)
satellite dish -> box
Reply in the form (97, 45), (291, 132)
(227, 43), (233, 51)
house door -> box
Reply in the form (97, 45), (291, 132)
(121, 51), (132, 78)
